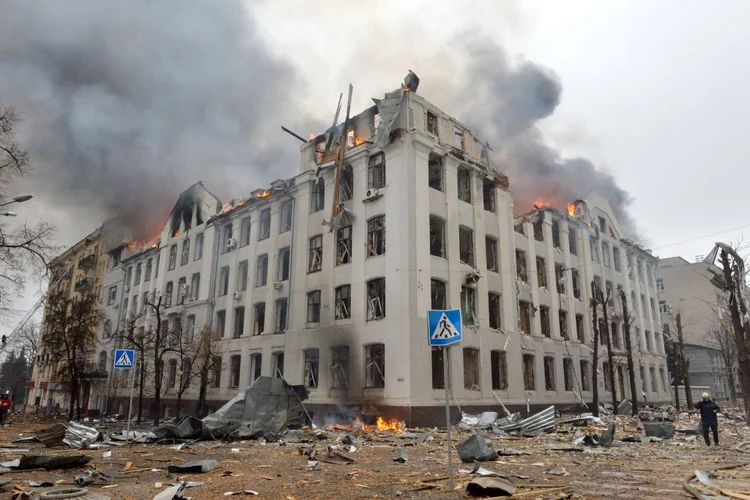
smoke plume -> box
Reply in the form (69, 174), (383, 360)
(0, 0), (322, 241)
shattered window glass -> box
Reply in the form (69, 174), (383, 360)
(259, 209), (271, 240)
(366, 278), (386, 320)
(215, 310), (225, 339)
(168, 245), (177, 270)
(569, 228), (578, 255)
(164, 282), (173, 308)
(212, 356), (222, 388)
(237, 260), (248, 292)
(580, 360), (591, 391)
(459, 227), (474, 266)
(488, 292), (501, 329)
(366, 216), (385, 257)
(519, 301), (531, 334)
(427, 111), (438, 136)
(304, 349), (319, 388)
(181, 239), (190, 265)
(563, 358), (574, 391)
(429, 216), (445, 258)
(335, 285), (351, 320)
(145, 259), (152, 282)
(365, 344), (385, 389)
(540, 306), (550, 337)
(253, 302), (265, 335)
(491, 350), (508, 390)
(572, 270), (581, 298)
(306, 290), (321, 323)
(280, 200), (293, 233)
(368, 153), (386, 189)
(460, 286), (476, 325)
(256, 254), (268, 287)
(336, 226), (352, 265)
(555, 264), (565, 293)
(428, 154), (443, 191)
(275, 298), (288, 333)
(340, 165), (353, 202)
(310, 178), (325, 213)
(482, 178), (495, 212)
(457, 168), (471, 204)
(277, 247), (290, 281)
(331, 346), (349, 389)
(134, 263), (142, 285)
(233, 306), (244, 338)
(536, 257), (547, 288)
(552, 220), (561, 248)
(194, 233), (203, 261)
(250, 354), (262, 383)
(485, 236), (498, 272)
(230, 355), (241, 388)
(559, 309), (568, 340)
(453, 126), (464, 150)
(431, 279), (447, 310)
(240, 217), (251, 247)
(523, 354), (535, 390)
(544, 356), (555, 391)
(308, 235), (323, 272)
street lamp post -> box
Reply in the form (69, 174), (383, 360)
(0, 195), (32, 208)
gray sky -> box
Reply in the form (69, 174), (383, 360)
(3, 0), (750, 332)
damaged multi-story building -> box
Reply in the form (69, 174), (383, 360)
(26, 74), (672, 423)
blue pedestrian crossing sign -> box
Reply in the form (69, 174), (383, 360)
(113, 349), (135, 369)
(428, 309), (463, 346)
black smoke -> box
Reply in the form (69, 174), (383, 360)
(0, 0), (322, 240)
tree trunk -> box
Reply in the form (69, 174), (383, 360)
(137, 363), (145, 424)
(620, 291), (639, 415)
(672, 340), (681, 410)
(676, 314), (693, 407)
(590, 283), (600, 417)
(603, 300), (618, 413)
(198, 371), (208, 417)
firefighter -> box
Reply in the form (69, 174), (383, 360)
(694, 392), (721, 446)
(0, 404), (8, 425)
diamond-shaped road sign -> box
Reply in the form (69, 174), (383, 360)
(113, 349), (135, 369)
(428, 309), (463, 346)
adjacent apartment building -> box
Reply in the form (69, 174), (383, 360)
(27, 79), (672, 424)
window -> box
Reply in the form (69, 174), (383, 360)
(645, 330), (652, 352)
(536, 257), (547, 288)
(250, 354), (262, 383)
(237, 260), (248, 292)
(256, 254), (268, 287)
(164, 282), (173, 308)
(441, 343), (469, 391)
(280, 200), (293, 233)
(611, 321), (620, 349)
(367, 278), (386, 320)
(230, 355), (241, 388)
(304, 349), (319, 388)
(641, 295), (647, 318)
(190, 273), (200, 301)
(168, 245), (177, 270)
(218, 266), (229, 296)
(519, 301), (531, 334)
(603, 361), (611, 391)
(144, 259), (152, 282)
(167, 360), (177, 389)
(650, 298), (656, 317)
(533, 218), (544, 242)
(107, 286), (117, 306)
(552, 220), (561, 248)
(569, 229), (578, 255)
(426, 111), (438, 135)
(459, 227), (474, 266)
(233, 307), (245, 338)
(194, 233), (203, 261)
(336, 226), (352, 265)
(428, 154), (443, 191)
(277, 248), (290, 281)
(308, 235), (323, 272)
(602, 242), (610, 268)
(215, 310), (226, 338)
(516, 250), (528, 282)
(431, 348), (445, 389)
(310, 177), (325, 213)
(240, 217), (251, 247)
(656, 278), (664, 291)
(365, 344), (386, 388)
(177, 277), (187, 305)
(554, 264), (565, 294)
(491, 351), (508, 390)
(544, 356), (555, 391)
(572, 270), (581, 298)
(659, 300), (668, 313)
(640, 366), (646, 391)
(134, 263), (142, 285)
(212, 356), (222, 388)
(431, 279), (447, 310)
(275, 298), (288, 332)
(649, 366), (657, 392)
(563, 358), (574, 391)
(485, 237), (498, 272)
(366, 216), (386, 257)
(580, 360), (591, 391)
(273, 352), (284, 378)
(429, 216), (446, 258)
(540, 306), (551, 337)
(457, 168), (472, 203)
(598, 216), (607, 234)
(331, 346), (349, 389)
(481, 178), (496, 212)
(488, 293), (501, 329)
(340, 165), (353, 202)
(368, 152), (386, 189)
(253, 303), (265, 335)
(523, 354), (535, 390)
(590, 236), (599, 262)
(453, 125), (464, 150)
(559, 310), (568, 340)
(103, 319), (112, 338)
(259, 209), (271, 240)
(660, 368), (667, 392)
(335, 285), (351, 320)
(223, 225), (233, 253)
(181, 239), (190, 266)
(613, 247), (621, 271)
(186, 315), (195, 343)
(307, 291), (321, 323)
(461, 286), (476, 325)
(576, 314), (585, 342)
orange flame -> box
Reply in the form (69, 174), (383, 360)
(353, 136), (366, 146)
(376, 416), (405, 433)
(127, 240), (146, 250)
(174, 230), (180, 238)
(151, 243), (158, 248)
(533, 199), (549, 208)
(568, 203), (576, 217)
(309, 133), (316, 140)
(256, 190), (271, 199)
(331, 416), (405, 433)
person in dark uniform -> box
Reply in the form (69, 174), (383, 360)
(695, 392), (721, 446)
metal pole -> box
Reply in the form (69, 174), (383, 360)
(126, 356), (137, 444)
(443, 346), (453, 489)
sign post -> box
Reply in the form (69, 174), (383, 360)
(113, 349), (136, 443)
(428, 308), (462, 491)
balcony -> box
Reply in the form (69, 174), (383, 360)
(83, 364), (108, 380)
(78, 254), (97, 269)
(74, 277), (93, 292)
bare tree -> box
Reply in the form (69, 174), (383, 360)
(161, 319), (200, 418)
(619, 289), (639, 415)
(705, 316), (737, 402)
(117, 307), (154, 424)
(15, 321), (39, 369)
(194, 325), (221, 417)
(143, 292), (175, 426)
(675, 313), (693, 407)
(590, 281), (601, 417)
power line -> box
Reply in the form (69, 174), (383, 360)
(653, 223), (750, 251)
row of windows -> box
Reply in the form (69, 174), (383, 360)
(168, 233), (204, 271)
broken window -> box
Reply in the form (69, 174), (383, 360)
(107, 286), (117, 306)
(237, 260), (248, 292)
(645, 330), (652, 352)
(335, 285), (351, 320)
(186, 315), (195, 343)
(590, 236), (599, 262)
(144, 259), (152, 282)
(563, 358), (574, 391)
(490, 350), (508, 390)
(457, 168), (472, 204)
(308, 235), (323, 272)
(229, 355), (241, 388)
(367, 278), (386, 320)
(190, 273), (200, 301)
(331, 346), (349, 389)
(552, 220), (561, 248)
(514, 222), (525, 236)
(254, 210), (269, 242)
(167, 359), (177, 389)
(519, 301), (531, 334)
(540, 306), (551, 337)
(429, 216), (446, 258)
(240, 217), (251, 247)
(366, 216), (386, 257)
(233, 306), (245, 338)
(599, 318), (607, 345)
(168, 245), (177, 270)
(255, 254), (268, 287)
(427, 111), (438, 136)
(218, 266), (229, 296)
(280, 200), (293, 233)
(165, 282), (173, 308)
(639, 366), (646, 392)
(453, 125), (464, 150)
(488, 292), (501, 329)
(533, 218), (544, 241)
(572, 270), (581, 298)
(431, 348), (445, 389)
(134, 263), (142, 285)
(650, 298), (656, 317)
(559, 309), (568, 340)
(307, 290), (321, 323)
(602, 242), (610, 268)
(194, 233), (203, 261)
(212, 356), (222, 388)
(598, 216), (607, 234)
(580, 360), (591, 391)
(611, 321), (620, 349)
(177, 277), (187, 305)
(461, 286), (476, 325)
(485, 236), (498, 272)
(336, 225), (352, 265)
(103, 319), (112, 338)
(482, 178), (496, 213)
(555, 264), (565, 293)
(431, 279), (447, 310)
(223, 224), (234, 253)
(304, 349), (319, 388)
(275, 298), (288, 333)
(516, 250), (528, 282)
(463, 348), (480, 391)
(178, 240), (188, 266)
(603, 362), (611, 391)
(649, 366), (657, 392)
(660, 368), (667, 392)
(310, 177), (325, 213)
(523, 354), (536, 390)
(365, 344), (386, 388)
(368, 152), (386, 189)
(613, 247), (621, 271)
(340, 165), (353, 202)
(215, 310), (226, 339)
(544, 356), (555, 391)
(273, 352), (284, 378)
(428, 154), (443, 191)
(253, 303), (265, 335)
(536, 257), (547, 288)
(569, 229), (578, 255)
(459, 226), (474, 266)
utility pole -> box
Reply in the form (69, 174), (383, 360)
(676, 313), (693, 408)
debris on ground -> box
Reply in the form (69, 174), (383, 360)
(644, 422), (676, 439)
(15, 454), (92, 470)
(393, 448), (408, 463)
(166, 460), (217, 473)
(456, 434), (498, 462)
(465, 476), (517, 497)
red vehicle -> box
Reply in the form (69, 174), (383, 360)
(0, 394), (12, 412)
